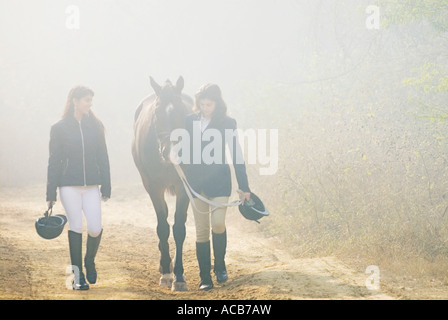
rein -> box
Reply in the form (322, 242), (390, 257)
(173, 163), (242, 215)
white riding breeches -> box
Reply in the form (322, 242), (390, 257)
(59, 185), (102, 237)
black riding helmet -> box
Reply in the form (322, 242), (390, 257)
(35, 206), (67, 240)
(239, 193), (269, 223)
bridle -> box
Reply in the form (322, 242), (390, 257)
(153, 99), (182, 162)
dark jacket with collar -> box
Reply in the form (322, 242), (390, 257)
(184, 113), (250, 198)
(46, 115), (111, 201)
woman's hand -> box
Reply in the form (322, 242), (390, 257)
(239, 192), (251, 205)
(47, 201), (56, 209)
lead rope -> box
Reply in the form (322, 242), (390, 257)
(173, 163), (242, 215)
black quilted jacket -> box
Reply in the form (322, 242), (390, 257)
(46, 115), (111, 201)
(183, 113), (250, 198)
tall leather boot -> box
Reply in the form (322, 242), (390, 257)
(212, 231), (228, 283)
(196, 241), (213, 291)
(84, 229), (102, 284)
(68, 230), (89, 290)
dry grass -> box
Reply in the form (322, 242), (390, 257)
(234, 79), (448, 298)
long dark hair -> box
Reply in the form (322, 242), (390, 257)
(62, 85), (104, 132)
(193, 83), (227, 120)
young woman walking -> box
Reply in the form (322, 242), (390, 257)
(46, 86), (111, 290)
(184, 83), (251, 291)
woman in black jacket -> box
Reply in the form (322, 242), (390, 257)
(46, 86), (111, 290)
(184, 84), (251, 291)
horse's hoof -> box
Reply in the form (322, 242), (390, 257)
(159, 274), (173, 289)
(172, 281), (188, 291)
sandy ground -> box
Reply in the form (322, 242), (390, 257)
(0, 183), (395, 300)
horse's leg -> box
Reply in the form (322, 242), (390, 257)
(172, 187), (189, 291)
(148, 188), (173, 288)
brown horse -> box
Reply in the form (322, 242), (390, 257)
(132, 76), (193, 291)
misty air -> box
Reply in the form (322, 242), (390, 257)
(1, 0), (448, 302)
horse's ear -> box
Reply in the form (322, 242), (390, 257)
(176, 76), (184, 93)
(150, 76), (162, 96)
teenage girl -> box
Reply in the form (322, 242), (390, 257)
(46, 86), (111, 290)
(184, 84), (251, 290)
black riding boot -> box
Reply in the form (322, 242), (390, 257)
(84, 229), (102, 284)
(196, 241), (213, 291)
(68, 230), (89, 290)
(212, 231), (228, 283)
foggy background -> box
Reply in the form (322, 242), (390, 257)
(1, 0), (378, 187)
(2, 0), (448, 294)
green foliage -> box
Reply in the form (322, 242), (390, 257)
(403, 62), (448, 94)
(378, 1), (448, 121)
(402, 60), (448, 122)
(380, 0), (448, 31)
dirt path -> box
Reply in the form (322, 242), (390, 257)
(0, 184), (394, 300)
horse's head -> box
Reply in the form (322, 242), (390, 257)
(150, 76), (188, 163)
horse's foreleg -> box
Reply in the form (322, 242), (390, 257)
(149, 190), (173, 288)
(172, 190), (189, 291)
(157, 213), (173, 289)
(156, 216), (171, 274)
